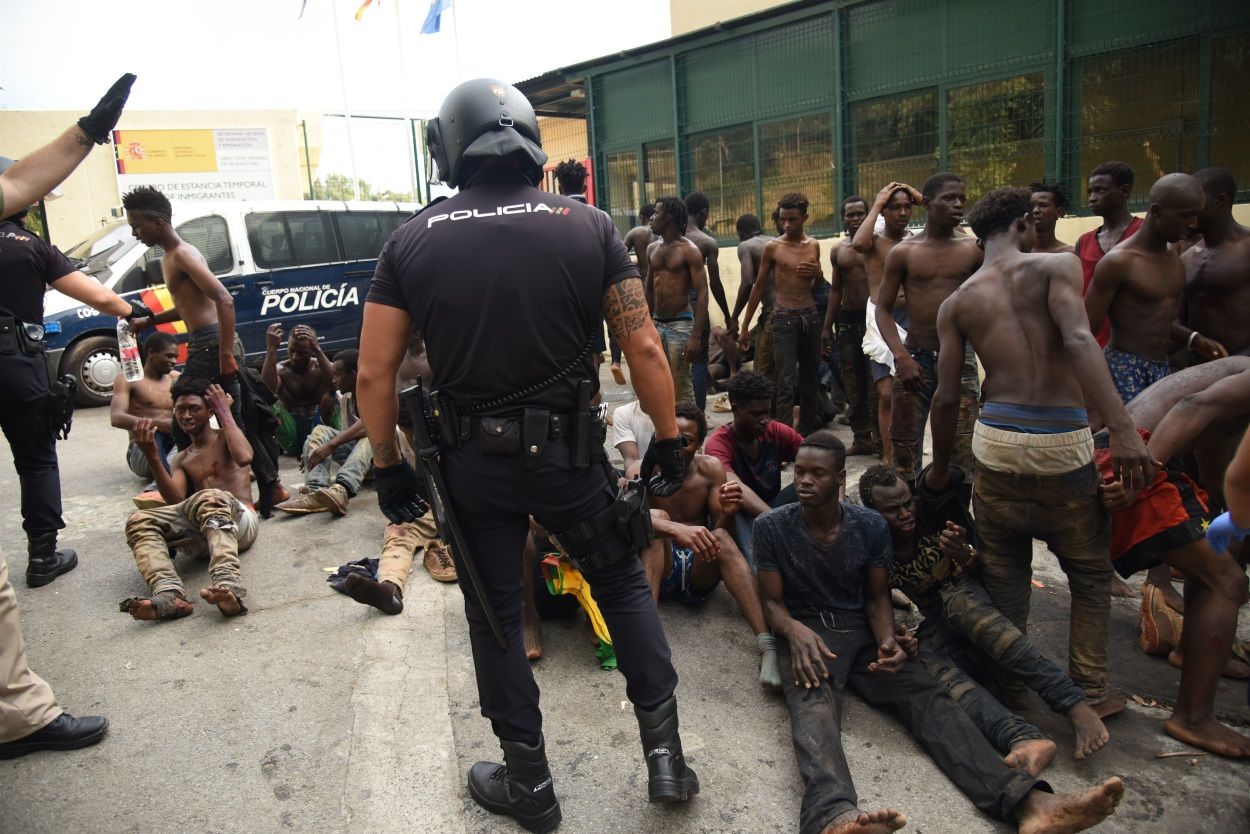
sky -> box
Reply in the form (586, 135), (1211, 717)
(1, 0), (671, 115)
(1, 0), (672, 193)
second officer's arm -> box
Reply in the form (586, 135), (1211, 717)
(603, 277), (677, 443)
(357, 302), (411, 467)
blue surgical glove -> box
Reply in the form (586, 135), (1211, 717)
(1206, 511), (1250, 555)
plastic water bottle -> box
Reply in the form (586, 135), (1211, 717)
(116, 319), (143, 383)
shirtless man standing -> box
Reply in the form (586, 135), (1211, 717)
(1028, 182), (1074, 254)
(262, 322), (335, 456)
(877, 172), (983, 483)
(1095, 357), (1250, 757)
(685, 192), (733, 409)
(122, 186), (240, 435)
(1086, 173), (1223, 405)
(851, 182), (918, 465)
(110, 331), (179, 488)
(121, 378), (258, 621)
(925, 187), (1152, 715)
(731, 214), (776, 402)
(825, 196), (875, 455)
(738, 193), (826, 434)
(647, 402), (780, 689)
(645, 195), (708, 406)
(1183, 167), (1250, 358)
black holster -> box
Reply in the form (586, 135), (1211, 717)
(428, 389), (459, 450)
(552, 478), (653, 573)
(45, 375), (77, 440)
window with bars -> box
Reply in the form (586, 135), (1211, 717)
(850, 90), (939, 200)
(759, 115), (835, 235)
(948, 74), (1047, 202)
(687, 123), (756, 240)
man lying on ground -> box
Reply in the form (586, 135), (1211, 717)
(120, 379), (257, 621)
(1096, 356), (1250, 757)
(859, 464), (1108, 763)
(645, 402), (781, 688)
(759, 431), (1124, 834)
(110, 331), (179, 495)
(262, 322), (335, 456)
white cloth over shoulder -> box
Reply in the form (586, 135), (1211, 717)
(863, 299), (907, 370)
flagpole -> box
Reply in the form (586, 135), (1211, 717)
(391, 0), (420, 202)
(331, 0), (362, 200)
(449, 0), (463, 81)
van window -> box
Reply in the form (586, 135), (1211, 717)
(377, 211), (407, 237)
(246, 211), (340, 269)
(178, 215), (234, 274)
(335, 212), (384, 261)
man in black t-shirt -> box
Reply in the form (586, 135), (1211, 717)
(756, 432), (1124, 834)
(356, 79), (697, 831)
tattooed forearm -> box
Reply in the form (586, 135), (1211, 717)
(603, 278), (650, 344)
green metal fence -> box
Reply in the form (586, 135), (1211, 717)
(541, 0), (1250, 240)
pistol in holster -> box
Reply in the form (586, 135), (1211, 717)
(46, 375), (77, 440)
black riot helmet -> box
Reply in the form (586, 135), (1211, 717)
(426, 78), (547, 189)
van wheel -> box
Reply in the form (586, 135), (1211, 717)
(63, 334), (121, 407)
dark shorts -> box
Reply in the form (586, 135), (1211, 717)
(870, 359), (893, 383)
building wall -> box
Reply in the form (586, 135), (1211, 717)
(581, 0), (1250, 246)
(0, 110), (306, 247)
(670, 0), (782, 36)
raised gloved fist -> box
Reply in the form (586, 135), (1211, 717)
(125, 299), (154, 321)
(642, 435), (686, 498)
(1206, 511), (1250, 556)
(374, 459), (430, 524)
(78, 73), (137, 145)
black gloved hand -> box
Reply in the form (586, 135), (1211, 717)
(374, 459), (430, 523)
(642, 435), (686, 498)
(125, 299), (154, 320)
(77, 73), (137, 145)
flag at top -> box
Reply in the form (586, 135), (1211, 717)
(421, 0), (453, 34)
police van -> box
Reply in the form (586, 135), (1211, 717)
(43, 200), (417, 406)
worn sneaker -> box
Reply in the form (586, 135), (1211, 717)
(314, 483), (350, 516)
(275, 491), (330, 514)
(423, 540), (458, 583)
(132, 491), (165, 510)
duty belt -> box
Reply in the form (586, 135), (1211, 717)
(0, 315), (46, 354)
(459, 412), (571, 444)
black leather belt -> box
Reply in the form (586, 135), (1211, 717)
(458, 412), (571, 444)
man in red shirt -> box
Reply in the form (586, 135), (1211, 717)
(1076, 161), (1142, 347)
(704, 371), (803, 565)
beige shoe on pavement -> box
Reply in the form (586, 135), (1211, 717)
(132, 491), (166, 510)
(423, 540), (458, 583)
(314, 483), (350, 516)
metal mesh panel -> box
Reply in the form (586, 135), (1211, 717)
(948, 74), (1047, 203)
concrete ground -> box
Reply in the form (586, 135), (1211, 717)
(2, 370), (1248, 834)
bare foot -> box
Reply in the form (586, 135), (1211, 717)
(1017, 778), (1124, 834)
(343, 575), (403, 615)
(1164, 714), (1250, 758)
(1109, 574), (1135, 598)
(199, 585), (247, 617)
(120, 594), (193, 621)
(820, 808), (908, 834)
(1090, 689), (1126, 719)
(1004, 738), (1057, 776)
(610, 363), (626, 385)
(1068, 702), (1109, 760)
(1167, 648), (1250, 680)
(523, 612), (543, 661)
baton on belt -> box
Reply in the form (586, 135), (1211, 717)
(401, 383), (509, 650)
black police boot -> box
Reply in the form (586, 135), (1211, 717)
(635, 695), (700, 803)
(466, 734), (561, 833)
(26, 532), (78, 588)
(0, 713), (108, 760)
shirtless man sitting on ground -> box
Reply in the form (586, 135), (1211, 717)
(121, 378), (258, 621)
(110, 331), (179, 491)
(645, 402), (781, 688)
(646, 196), (708, 405)
(263, 322), (335, 456)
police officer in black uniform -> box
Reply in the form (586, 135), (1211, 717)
(0, 74), (148, 588)
(356, 79), (697, 832)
